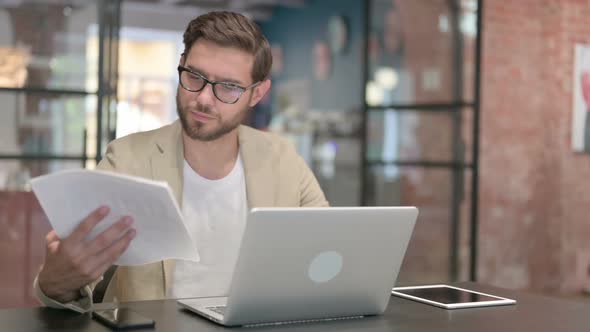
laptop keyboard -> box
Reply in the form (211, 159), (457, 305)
(204, 306), (365, 326)
(203, 305), (365, 327)
(207, 306), (226, 315)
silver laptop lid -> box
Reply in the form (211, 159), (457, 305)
(223, 207), (418, 326)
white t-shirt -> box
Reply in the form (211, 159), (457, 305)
(171, 154), (247, 299)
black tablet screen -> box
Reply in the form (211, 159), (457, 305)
(395, 286), (501, 304)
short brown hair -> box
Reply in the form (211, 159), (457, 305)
(182, 11), (272, 83)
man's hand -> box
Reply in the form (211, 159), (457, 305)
(37, 206), (136, 303)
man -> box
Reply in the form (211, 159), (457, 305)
(35, 11), (328, 313)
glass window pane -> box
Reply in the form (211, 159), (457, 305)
(461, 0), (478, 103)
(366, 165), (472, 284)
(368, 0), (475, 105)
(0, 92), (96, 157)
(366, 108), (473, 163)
(458, 168), (473, 282)
(0, 2), (98, 91)
(312, 137), (362, 206)
(116, 4), (186, 138)
(0, 159), (85, 191)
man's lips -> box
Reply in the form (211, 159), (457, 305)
(189, 111), (215, 122)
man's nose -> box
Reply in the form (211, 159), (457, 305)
(194, 82), (216, 106)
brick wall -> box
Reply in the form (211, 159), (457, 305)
(480, 0), (590, 293)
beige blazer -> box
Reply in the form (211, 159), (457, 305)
(35, 121), (328, 312)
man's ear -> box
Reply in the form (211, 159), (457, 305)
(179, 53), (185, 66)
(249, 79), (271, 107)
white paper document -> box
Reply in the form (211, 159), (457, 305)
(31, 169), (200, 266)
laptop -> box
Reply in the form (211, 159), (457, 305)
(177, 206), (418, 327)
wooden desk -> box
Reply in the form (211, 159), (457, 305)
(0, 282), (587, 331)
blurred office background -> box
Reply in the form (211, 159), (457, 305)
(1, 0), (589, 308)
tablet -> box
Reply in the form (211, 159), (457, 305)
(391, 284), (516, 309)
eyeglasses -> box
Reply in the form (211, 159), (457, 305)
(177, 66), (261, 104)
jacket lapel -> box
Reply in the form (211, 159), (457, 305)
(151, 121), (184, 205)
(150, 120), (184, 297)
(239, 125), (277, 208)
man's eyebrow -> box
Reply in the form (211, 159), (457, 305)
(185, 65), (207, 76)
(218, 77), (244, 86)
(185, 65), (245, 86)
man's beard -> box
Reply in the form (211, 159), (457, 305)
(176, 92), (248, 141)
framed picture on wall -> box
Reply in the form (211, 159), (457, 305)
(572, 43), (590, 152)
(313, 41), (331, 80)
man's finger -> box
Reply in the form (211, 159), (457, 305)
(46, 230), (59, 244)
(88, 228), (136, 276)
(47, 241), (59, 254)
(85, 216), (134, 257)
(67, 206), (110, 243)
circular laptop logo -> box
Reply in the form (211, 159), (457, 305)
(308, 251), (343, 283)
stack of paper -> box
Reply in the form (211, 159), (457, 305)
(31, 169), (200, 266)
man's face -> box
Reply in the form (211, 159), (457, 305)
(177, 39), (261, 141)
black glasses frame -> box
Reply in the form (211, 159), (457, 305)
(177, 65), (261, 104)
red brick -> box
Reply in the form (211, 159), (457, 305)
(479, 0), (590, 294)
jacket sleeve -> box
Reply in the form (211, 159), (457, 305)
(297, 154), (330, 207)
(33, 143), (119, 312)
(33, 276), (97, 313)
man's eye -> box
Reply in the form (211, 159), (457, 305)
(220, 84), (241, 92)
(188, 73), (203, 81)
